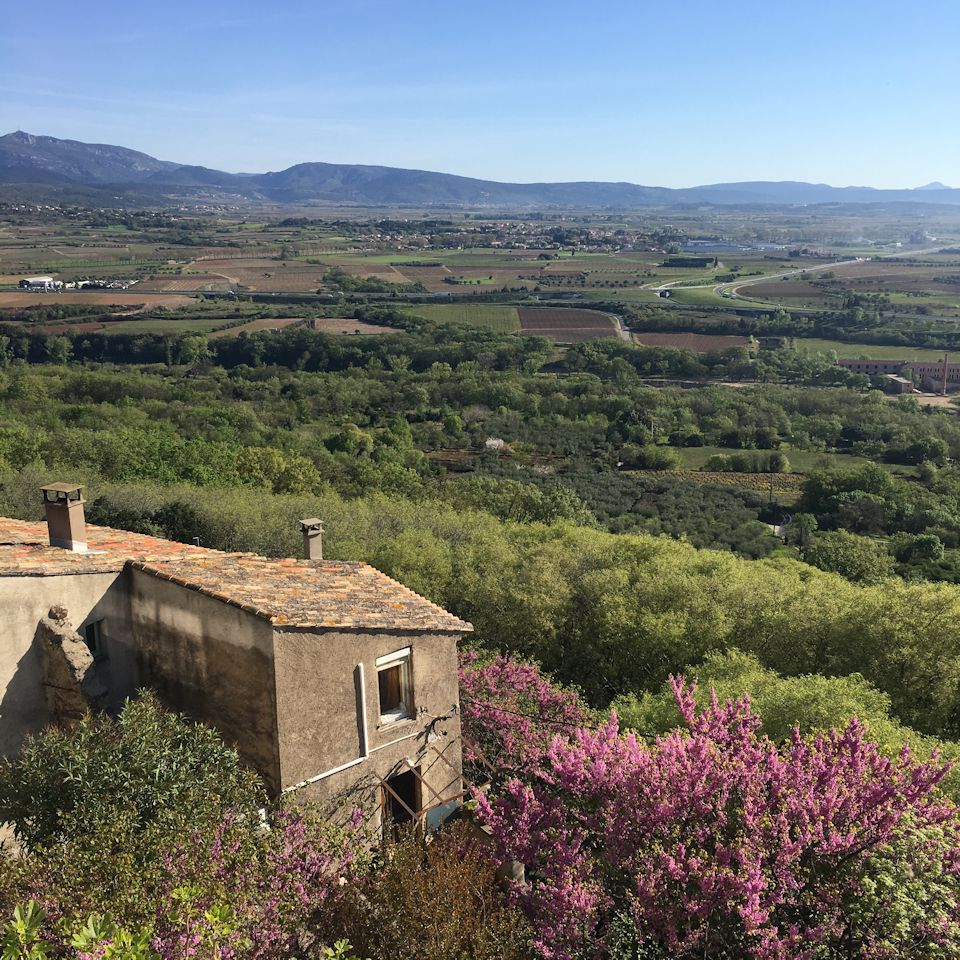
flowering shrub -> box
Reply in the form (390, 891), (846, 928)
(0, 697), (362, 959)
(458, 650), (592, 783)
(5, 807), (360, 959)
(478, 677), (960, 960)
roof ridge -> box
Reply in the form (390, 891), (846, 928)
(0, 516), (472, 633)
(128, 555), (473, 632)
(352, 560), (472, 622)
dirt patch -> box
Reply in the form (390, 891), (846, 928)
(141, 275), (234, 292)
(344, 264), (411, 283)
(0, 292), (195, 310)
(189, 257), (323, 292)
(908, 393), (960, 411)
(309, 318), (396, 335)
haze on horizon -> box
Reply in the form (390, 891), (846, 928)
(2, 0), (958, 191)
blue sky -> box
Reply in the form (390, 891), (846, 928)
(2, 0), (958, 188)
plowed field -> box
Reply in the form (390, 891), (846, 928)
(518, 307), (616, 342)
(0, 292), (195, 310)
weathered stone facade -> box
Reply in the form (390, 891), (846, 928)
(38, 606), (108, 724)
(0, 514), (470, 831)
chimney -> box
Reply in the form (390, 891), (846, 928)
(299, 518), (324, 560)
(42, 483), (87, 552)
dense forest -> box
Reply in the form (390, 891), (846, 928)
(2, 317), (960, 722)
(5, 311), (960, 957)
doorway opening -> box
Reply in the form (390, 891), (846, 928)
(383, 767), (420, 828)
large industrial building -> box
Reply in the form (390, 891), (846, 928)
(18, 276), (63, 292)
(838, 357), (960, 391)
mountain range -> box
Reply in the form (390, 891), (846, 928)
(2, 131), (958, 210)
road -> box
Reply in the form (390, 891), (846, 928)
(645, 246), (949, 306)
(611, 313), (632, 341)
(717, 245), (948, 300)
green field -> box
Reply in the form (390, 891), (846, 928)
(887, 291), (960, 314)
(605, 288), (663, 302)
(403, 303), (520, 331)
(670, 287), (775, 310)
(791, 338), (952, 361)
(675, 445), (914, 475)
(104, 317), (233, 335)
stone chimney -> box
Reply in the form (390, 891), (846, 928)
(299, 518), (324, 560)
(42, 483), (88, 552)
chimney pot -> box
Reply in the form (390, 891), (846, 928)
(299, 518), (324, 560)
(41, 483), (87, 552)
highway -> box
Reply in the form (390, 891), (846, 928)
(645, 245), (949, 307)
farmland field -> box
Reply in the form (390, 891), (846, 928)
(674, 445), (915, 476)
(665, 286), (748, 307)
(0, 292), (197, 310)
(404, 304), (520, 331)
(209, 317), (307, 338)
(632, 332), (751, 352)
(791, 338), (952, 361)
(675, 446), (871, 472)
(734, 278), (840, 307)
(518, 307), (617, 342)
(140, 275), (235, 293)
(32, 321), (122, 334)
(186, 258), (324, 292)
(101, 316), (235, 335)
(627, 469), (806, 504)
(308, 318), (396, 335)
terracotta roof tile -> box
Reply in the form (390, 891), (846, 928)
(128, 554), (472, 632)
(0, 517), (472, 634)
(0, 517), (210, 575)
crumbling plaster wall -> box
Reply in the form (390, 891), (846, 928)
(38, 607), (107, 724)
(0, 570), (136, 756)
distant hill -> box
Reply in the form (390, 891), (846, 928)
(0, 131), (181, 184)
(3, 131), (960, 209)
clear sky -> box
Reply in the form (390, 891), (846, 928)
(2, 0), (958, 189)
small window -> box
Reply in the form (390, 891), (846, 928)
(376, 648), (412, 723)
(83, 620), (108, 662)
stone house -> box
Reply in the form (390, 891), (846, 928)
(0, 484), (471, 831)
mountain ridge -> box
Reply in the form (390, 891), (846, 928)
(2, 131), (959, 209)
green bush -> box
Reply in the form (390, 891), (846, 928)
(0, 692), (265, 850)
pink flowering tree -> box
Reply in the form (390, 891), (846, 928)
(147, 806), (361, 959)
(458, 650), (592, 783)
(15, 806), (361, 959)
(477, 676), (960, 960)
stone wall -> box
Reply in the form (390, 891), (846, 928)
(272, 627), (464, 828)
(129, 569), (281, 792)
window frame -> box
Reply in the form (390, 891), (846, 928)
(83, 619), (108, 663)
(376, 647), (413, 724)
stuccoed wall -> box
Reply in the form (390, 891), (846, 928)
(129, 569), (282, 792)
(273, 627), (464, 827)
(0, 569), (136, 756)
